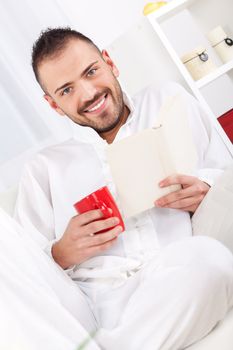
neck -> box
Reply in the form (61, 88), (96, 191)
(99, 105), (130, 144)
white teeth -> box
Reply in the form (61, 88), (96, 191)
(87, 97), (105, 112)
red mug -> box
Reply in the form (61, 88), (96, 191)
(73, 186), (125, 233)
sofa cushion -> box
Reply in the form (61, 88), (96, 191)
(188, 308), (233, 349)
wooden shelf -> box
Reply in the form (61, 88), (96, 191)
(196, 59), (233, 88)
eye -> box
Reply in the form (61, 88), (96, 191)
(87, 68), (97, 77)
(61, 87), (72, 96)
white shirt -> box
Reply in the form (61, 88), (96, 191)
(15, 82), (232, 286)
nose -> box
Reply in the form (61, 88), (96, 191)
(78, 80), (98, 104)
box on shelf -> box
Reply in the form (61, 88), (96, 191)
(181, 46), (216, 81)
(218, 109), (233, 143)
(207, 26), (233, 64)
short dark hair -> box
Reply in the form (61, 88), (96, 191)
(32, 27), (101, 84)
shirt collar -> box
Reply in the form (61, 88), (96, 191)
(70, 90), (135, 144)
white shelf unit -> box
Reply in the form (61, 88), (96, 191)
(196, 59), (233, 88)
(147, 0), (233, 156)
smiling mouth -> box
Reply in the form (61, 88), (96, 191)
(84, 94), (107, 114)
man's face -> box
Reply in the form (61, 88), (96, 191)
(39, 39), (125, 133)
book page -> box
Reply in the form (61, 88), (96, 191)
(106, 95), (198, 218)
(157, 94), (198, 175)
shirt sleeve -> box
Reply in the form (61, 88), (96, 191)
(14, 160), (57, 258)
(14, 160), (55, 240)
(14, 159), (78, 275)
(44, 238), (76, 275)
(189, 94), (232, 185)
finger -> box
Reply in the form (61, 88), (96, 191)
(87, 236), (118, 255)
(159, 174), (196, 187)
(73, 209), (104, 226)
(65, 224), (121, 253)
(180, 196), (205, 213)
(155, 186), (196, 207)
(87, 225), (123, 247)
(157, 196), (202, 210)
(181, 204), (199, 213)
(84, 216), (120, 236)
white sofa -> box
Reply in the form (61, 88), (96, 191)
(0, 186), (232, 349)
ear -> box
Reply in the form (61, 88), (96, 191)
(101, 50), (119, 78)
(43, 94), (65, 116)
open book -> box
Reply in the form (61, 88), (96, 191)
(106, 94), (198, 219)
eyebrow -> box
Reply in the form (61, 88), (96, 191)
(54, 60), (99, 95)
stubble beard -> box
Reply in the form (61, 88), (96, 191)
(64, 83), (125, 134)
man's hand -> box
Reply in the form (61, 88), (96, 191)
(154, 174), (210, 213)
(52, 209), (123, 269)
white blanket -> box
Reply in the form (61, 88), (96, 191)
(0, 209), (100, 350)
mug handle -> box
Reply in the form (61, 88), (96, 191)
(94, 200), (112, 219)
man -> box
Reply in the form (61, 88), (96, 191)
(15, 27), (233, 349)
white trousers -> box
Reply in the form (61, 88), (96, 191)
(96, 236), (233, 350)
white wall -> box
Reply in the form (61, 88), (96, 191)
(107, 18), (190, 96)
(56, 0), (147, 48)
